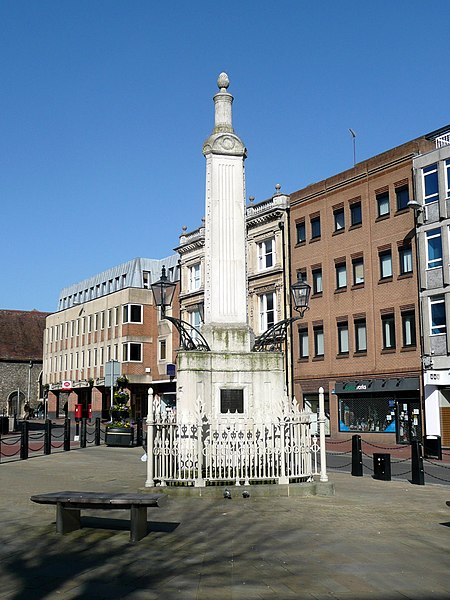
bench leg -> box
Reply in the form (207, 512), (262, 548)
(130, 506), (148, 542)
(56, 504), (81, 534)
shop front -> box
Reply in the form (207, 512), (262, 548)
(334, 377), (421, 444)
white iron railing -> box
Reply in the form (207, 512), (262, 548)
(146, 390), (327, 488)
(436, 133), (450, 148)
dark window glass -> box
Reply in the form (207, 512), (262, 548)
(311, 216), (321, 239)
(296, 221), (306, 243)
(382, 315), (396, 349)
(334, 208), (345, 232)
(402, 311), (416, 347)
(396, 186), (410, 211)
(377, 192), (390, 217)
(350, 202), (362, 226)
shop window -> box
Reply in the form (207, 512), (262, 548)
(339, 396), (396, 433)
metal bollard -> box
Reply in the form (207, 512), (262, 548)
(411, 440), (425, 485)
(373, 453), (391, 481)
(20, 420), (29, 460)
(95, 417), (101, 446)
(80, 418), (87, 448)
(351, 434), (363, 477)
(64, 418), (71, 451)
(44, 419), (52, 455)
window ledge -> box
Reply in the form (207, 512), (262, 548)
(310, 237), (321, 243)
(312, 356), (324, 362)
(400, 346), (417, 352)
(336, 353), (349, 359)
(353, 351), (367, 357)
(332, 229), (345, 236)
(297, 358), (309, 363)
(295, 241), (306, 248)
(381, 348), (396, 354)
(395, 208), (409, 216)
(334, 287), (347, 294)
(378, 277), (393, 284)
(351, 283), (364, 290)
(311, 292), (323, 299)
(397, 273), (413, 280)
(349, 223), (362, 230)
(375, 214), (390, 222)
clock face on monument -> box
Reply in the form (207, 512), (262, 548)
(220, 136), (235, 151)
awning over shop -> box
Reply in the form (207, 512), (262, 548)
(335, 377), (419, 394)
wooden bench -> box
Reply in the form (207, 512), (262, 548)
(30, 491), (167, 542)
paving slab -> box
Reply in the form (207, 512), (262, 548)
(0, 446), (449, 599)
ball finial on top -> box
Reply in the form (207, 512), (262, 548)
(217, 72), (229, 91)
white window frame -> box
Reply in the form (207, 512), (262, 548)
(259, 292), (277, 333)
(189, 263), (201, 291)
(426, 228), (443, 270)
(123, 304), (143, 324)
(423, 163), (439, 204)
(257, 237), (276, 271)
(122, 342), (143, 362)
(429, 296), (446, 335)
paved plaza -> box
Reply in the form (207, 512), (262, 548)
(0, 446), (449, 600)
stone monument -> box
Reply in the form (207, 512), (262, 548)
(176, 73), (286, 422)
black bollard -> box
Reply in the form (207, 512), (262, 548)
(44, 419), (52, 455)
(95, 417), (101, 446)
(20, 420), (29, 460)
(64, 418), (71, 451)
(351, 434), (363, 476)
(80, 418), (87, 448)
(411, 440), (425, 485)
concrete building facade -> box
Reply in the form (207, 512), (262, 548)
(289, 133), (438, 444)
(43, 256), (179, 420)
(412, 128), (450, 446)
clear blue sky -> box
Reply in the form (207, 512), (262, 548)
(2, 0), (449, 312)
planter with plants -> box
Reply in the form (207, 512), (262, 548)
(105, 376), (134, 447)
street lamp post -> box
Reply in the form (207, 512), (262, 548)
(150, 266), (211, 351)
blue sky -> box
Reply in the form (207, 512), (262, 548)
(2, 0), (450, 312)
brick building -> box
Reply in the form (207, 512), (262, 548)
(289, 132), (438, 444)
(0, 309), (50, 417)
(43, 256), (179, 421)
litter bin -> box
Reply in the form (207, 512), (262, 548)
(373, 453), (391, 481)
(423, 435), (442, 460)
(0, 416), (8, 434)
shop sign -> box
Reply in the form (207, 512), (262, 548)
(424, 370), (450, 386)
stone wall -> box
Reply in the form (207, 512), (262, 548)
(0, 361), (43, 415)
